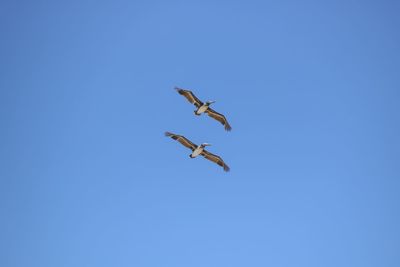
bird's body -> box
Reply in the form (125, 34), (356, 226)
(190, 145), (206, 158)
(175, 87), (232, 131)
(195, 104), (210, 115)
(165, 132), (230, 171)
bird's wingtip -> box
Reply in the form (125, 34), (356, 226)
(223, 164), (230, 172)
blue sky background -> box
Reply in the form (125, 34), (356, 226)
(1, 0), (399, 266)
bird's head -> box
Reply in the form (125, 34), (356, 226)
(206, 100), (216, 105)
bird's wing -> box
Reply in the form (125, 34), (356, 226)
(175, 87), (203, 108)
(205, 108), (232, 131)
(201, 150), (230, 172)
(165, 132), (197, 151)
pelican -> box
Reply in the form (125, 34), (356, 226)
(175, 87), (232, 131)
(165, 132), (230, 172)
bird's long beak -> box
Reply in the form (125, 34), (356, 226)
(207, 101), (216, 104)
(203, 143), (212, 146)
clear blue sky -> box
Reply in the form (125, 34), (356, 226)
(1, 0), (399, 266)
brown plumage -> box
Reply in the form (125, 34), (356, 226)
(164, 132), (197, 151)
(200, 150), (230, 172)
(165, 132), (230, 172)
(205, 108), (232, 131)
(175, 87), (232, 131)
(175, 88), (203, 108)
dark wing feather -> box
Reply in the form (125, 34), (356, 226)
(201, 150), (230, 172)
(165, 132), (197, 151)
(175, 87), (203, 108)
(205, 108), (232, 131)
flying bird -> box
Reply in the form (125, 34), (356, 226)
(165, 132), (230, 172)
(175, 87), (232, 131)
